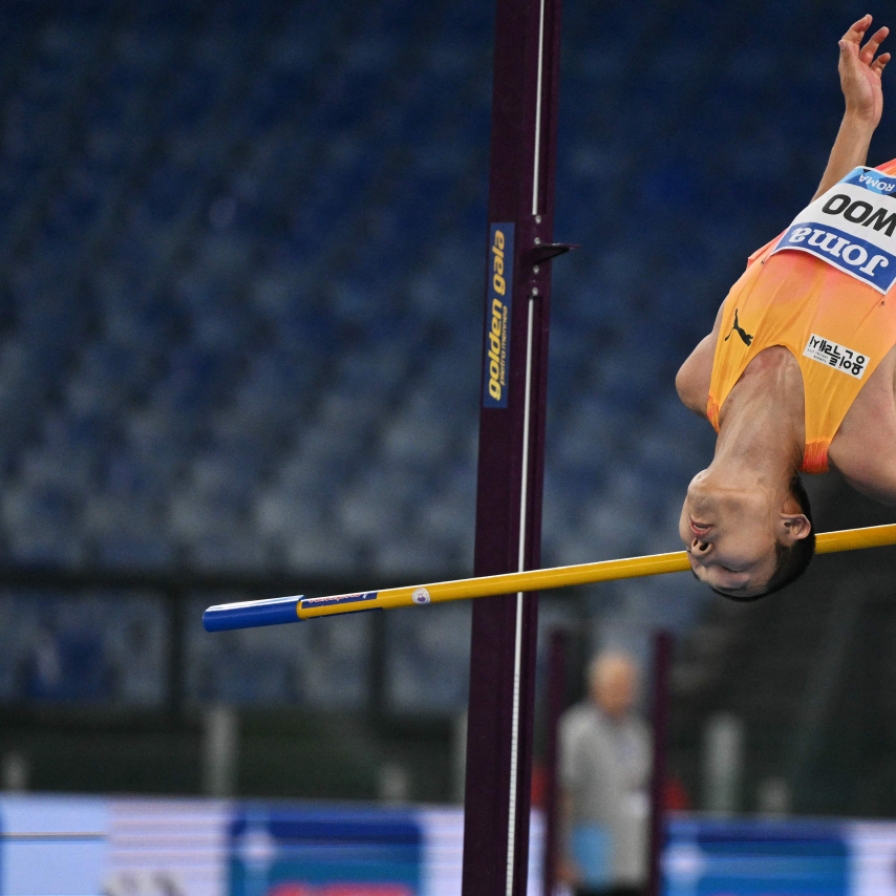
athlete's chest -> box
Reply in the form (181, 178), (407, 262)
(726, 247), (896, 395)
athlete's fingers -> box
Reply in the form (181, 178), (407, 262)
(842, 14), (872, 45)
(860, 26), (889, 65)
(839, 35), (860, 66)
(860, 27), (889, 59)
(872, 51), (891, 76)
(840, 18), (869, 62)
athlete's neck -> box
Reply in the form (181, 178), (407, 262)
(710, 347), (805, 495)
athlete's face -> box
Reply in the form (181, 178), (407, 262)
(678, 470), (780, 597)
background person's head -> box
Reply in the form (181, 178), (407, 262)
(588, 651), (639, 719)
(679, 470), (815, 599)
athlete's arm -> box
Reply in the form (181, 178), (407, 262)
(832, 446), (896, 507)
(675, 300), (726, 417)
(828, 354), (896, 505)
(811, 16), (890, 200)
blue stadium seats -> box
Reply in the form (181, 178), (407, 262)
(0, 0), (864, 705)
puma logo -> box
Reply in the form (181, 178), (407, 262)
(724, 309), (753, 347)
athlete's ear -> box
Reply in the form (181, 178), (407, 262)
(778, 513), (811, 544)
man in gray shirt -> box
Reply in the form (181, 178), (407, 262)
(558, 651), (652, 896)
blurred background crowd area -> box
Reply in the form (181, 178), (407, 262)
(0, 0), (895, 817)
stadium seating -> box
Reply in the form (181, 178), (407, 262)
(0, 0), (875, 708)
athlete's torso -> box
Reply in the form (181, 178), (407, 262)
(708, 161), (896, 474)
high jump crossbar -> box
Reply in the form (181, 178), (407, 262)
(203, 522), (896, 631)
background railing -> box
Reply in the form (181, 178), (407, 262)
(0, 564), (594, 802)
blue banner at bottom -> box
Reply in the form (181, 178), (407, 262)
(0, 795), (895, 896)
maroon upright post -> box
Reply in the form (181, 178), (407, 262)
(461, 0), (568, 892)
(648, 631), (673, 896)
(542, 629), (569, 896)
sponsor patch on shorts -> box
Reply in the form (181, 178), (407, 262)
(802, 333), (868, 379)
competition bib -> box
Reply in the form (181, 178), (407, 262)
(772, 167), (896, 294)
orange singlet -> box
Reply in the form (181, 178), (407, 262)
(707, 159), (896, 474)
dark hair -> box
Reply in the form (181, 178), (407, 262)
(714, 474), (815, 602)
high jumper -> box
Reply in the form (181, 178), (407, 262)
(202, 18), (896, 635)
(675, 15), (896, 599)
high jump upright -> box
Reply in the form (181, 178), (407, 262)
(462, 0), (568, 892)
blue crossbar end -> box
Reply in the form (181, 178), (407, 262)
(203, 595), (303, 632)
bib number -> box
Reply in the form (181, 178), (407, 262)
(771, 167), (896, 294)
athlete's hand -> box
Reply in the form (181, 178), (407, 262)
(839, 15), (890, 127)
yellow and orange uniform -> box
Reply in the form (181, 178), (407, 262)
(708, 159), (896, 473)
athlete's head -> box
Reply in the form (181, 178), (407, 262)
(678, 470), (815, 600)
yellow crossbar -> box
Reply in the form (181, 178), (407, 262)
(202, 523), (896, 630)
